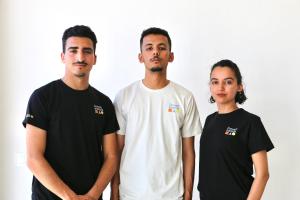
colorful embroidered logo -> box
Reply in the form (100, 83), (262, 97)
(94, 105), (104, 115)
(224, 127), (238, 136)
(168, 103), (181, 113)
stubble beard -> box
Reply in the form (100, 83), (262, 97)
(150, 66), (163, 72)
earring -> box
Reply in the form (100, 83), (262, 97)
(238, 91), (243, 98)
(210, 96), (215, 103)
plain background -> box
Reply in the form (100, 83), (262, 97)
(1, 0), (299, 199)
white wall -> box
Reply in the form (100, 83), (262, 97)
(1, 0), (299, 199)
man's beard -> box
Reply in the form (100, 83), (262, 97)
(75, 73), (86, 77)
(150, 66), (163, 72)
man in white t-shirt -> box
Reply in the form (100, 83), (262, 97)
(111, 27), (202, 200)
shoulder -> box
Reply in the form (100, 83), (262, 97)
(205, 112), (218, 122)
(89, 86), (113, 104)
(31, 80), (61, 99)
(170, 81), (194, 100)
(239, 109), (261, 122)
(169, 81), (194, 97)
(115, 81), (140, 100)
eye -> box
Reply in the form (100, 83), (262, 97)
(225, 79), (233, 85)
(83, 49), (93, 54)
(69, 49), (77, 53)
(145, 47), (153, 51)
(159, 46), (167, 51)
(210, 80), (218, 85)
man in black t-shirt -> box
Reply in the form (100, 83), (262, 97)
(23, 25), (119, 200)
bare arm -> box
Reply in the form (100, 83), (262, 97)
(182, 137), (195, 200)
(85, 133), (119, 199)
(110, 134), (125, 200)
(26, 124), (78, 200)
(247, 150), (270, 200)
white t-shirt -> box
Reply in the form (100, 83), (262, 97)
(114, 80), (202, 200)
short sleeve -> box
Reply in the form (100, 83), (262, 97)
(248, 117), (274, 155)
(102, 98), (120, 135)
(114, 91), (126, 135)
(22, 90), (48, 130)
(182, 95), (202, 138)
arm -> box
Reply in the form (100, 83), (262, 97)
(26, 124), (78, 200)
(247, 150), (270, 200)
(110, 134), (125, 200)
(85, 133), (119, 199)
(182, 137), (195, 200)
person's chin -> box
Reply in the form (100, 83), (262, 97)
(150, 67), (163, 72)
(74, 72), (86, 77)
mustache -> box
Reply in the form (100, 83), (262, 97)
(73, 61), (87, 66)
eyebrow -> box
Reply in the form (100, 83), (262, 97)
(144, 43), (167, 47)
(210, 77), (234, 80)
(67, 47), (93, 51)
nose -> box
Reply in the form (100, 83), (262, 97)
(153, 47), (160, 56)
(76, 51), (84, 62)
(219, 82), (225, 91)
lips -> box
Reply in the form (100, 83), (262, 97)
(150, 57), (161, 62)
(73, 63), (87, 67)
(216, 93), (226, 97)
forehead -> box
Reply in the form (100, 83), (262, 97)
(211, 66), (236, 79)
(142, 34), (169, 46)
(65, 36), (94, 48)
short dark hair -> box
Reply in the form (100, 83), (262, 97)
(140, 27), (172, 51)
(209, 59), (247, 104)
(62, 25), (97, 53)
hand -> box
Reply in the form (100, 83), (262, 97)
(110, 193), (119, 200)
(183, 192), (192, 200)
(110, 187), (119, 200)
(78, 194), (97, 200)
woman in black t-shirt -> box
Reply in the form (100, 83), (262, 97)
(198, 59), (274, 200)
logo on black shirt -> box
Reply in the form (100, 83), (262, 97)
(94, 105), (104, 115)
(224, 127), (238, 136)
(26, 114), (34, 119)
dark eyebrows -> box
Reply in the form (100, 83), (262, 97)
(210, 77), (234, 81)
(67, 47), (78, 51)
(144, 43), (167, 47)
(67, 47), (94, 52)
(224, 77), (234, 81)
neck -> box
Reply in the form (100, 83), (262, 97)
(217, 103), (239, 114)
(142, 73), (169, 89)
(62, 75), (89, 90)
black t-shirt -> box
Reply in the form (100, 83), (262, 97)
(197, 108), (274, 200)
(23, 80), (119, 200)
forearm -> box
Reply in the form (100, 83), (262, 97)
(87, 154), (118, 199)
(27, 155), (76, 200)
(183, 153), (195, 200)
(110, 170), (120, 200)
(247, 174), (269, 200)
(182, 137), (195, 200)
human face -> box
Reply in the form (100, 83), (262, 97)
(138, 34), (174, 73)
(61, 36), (96, 78)
(210, 66), (243, 106)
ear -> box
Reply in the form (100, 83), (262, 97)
(61, 52), (65, 63)
(94, 54), (97, 65)
(238, 84), (243, 92)
(138, 53), (144, 63)
(169, 52), (174, 62)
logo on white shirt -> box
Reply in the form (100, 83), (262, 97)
(168, 103), (181, 113)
